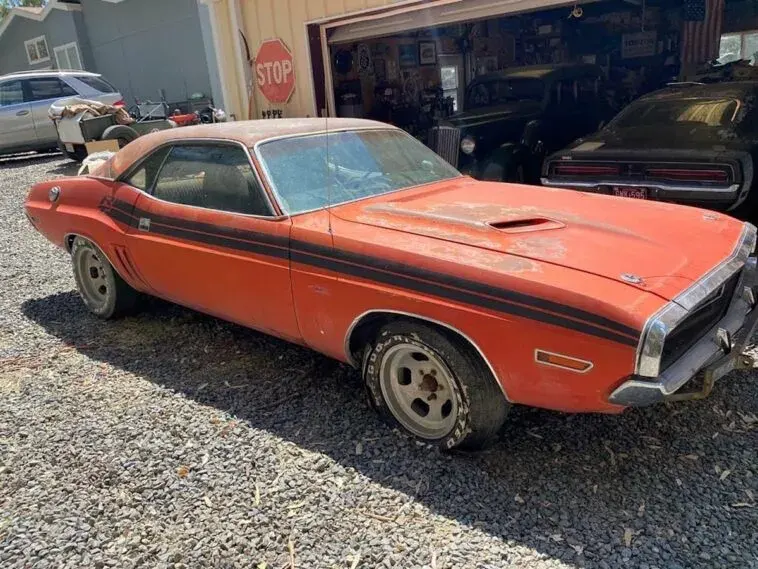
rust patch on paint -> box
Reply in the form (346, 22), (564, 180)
(508, 236), (567, 260)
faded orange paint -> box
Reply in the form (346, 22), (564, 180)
(25, 119), (747, 415)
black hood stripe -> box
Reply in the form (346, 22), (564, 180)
(99, 198), (639, 346)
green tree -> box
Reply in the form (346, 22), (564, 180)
(0, 1), (47, 20)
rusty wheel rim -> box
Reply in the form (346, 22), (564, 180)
(379, 343), (458, 439)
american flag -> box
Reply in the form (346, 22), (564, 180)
(681, 0), (725, 64)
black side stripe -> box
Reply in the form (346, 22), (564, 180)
(100, 200), (639, 346)
(109, 198), (639, 338)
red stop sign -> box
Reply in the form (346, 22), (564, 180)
(254, 39), (295, 104)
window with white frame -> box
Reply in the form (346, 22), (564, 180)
(719, 31), (758, 65)
(54, 42), (83, 70)
(24, 35), (50, 65)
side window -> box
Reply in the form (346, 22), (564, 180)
(550, 81), (578, 109)
(0, 80), (24, 107)
(577, 76), (600, 104)
(124, 146), (171, 191)
(152, 144), (271, 216)
(25, 77), (77, 102)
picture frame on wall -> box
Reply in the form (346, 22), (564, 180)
(418, 41), (437, 65)
(398, 44), (418, 68)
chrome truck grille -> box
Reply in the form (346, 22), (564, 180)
(428, 126), (461, 168)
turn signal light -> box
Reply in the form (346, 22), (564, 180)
(535, 350), (593, 373)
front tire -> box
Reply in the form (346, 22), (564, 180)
(71, 237), (138, 319)
(362, 321), (509, 450)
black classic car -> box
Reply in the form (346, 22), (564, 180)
(541, 81), (758, 217)
(428, 63), (612, 182)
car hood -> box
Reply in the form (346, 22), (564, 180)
(446, 100), (541, 127)
(333, 177), (745, 301)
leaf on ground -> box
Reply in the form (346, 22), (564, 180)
(355, 442), (363, 455)
(514, 494), (525, 504)
(549, 534), (563, 543)
(176, 465), (189, 478)
(623, 528), (634, 548)
(720, 469), (732, 481)
(570, 544), (584, 555)
(681, 454), (699, 461)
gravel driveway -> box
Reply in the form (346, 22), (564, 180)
(1, 152), (757, 569)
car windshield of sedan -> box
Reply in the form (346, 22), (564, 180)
(466, 78), (545, 109)
(611, 98), (740, 129)
(256, 129), (461, 215)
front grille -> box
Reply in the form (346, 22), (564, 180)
(660, 271), (741, 371)
(429, 126), (461, 168)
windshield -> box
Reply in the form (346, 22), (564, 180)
(611, 98), (740, 129)
(466, 78), (545, 109)
(256, 129), (461, 215)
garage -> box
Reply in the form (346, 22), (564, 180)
(313, 0), (711, 182)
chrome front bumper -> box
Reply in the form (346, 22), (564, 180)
(610, 224), (758, 407)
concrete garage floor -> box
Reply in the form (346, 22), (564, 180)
(1, 153), (757, 569)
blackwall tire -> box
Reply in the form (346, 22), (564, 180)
(71, 237), (138, 319)
(362, 321), (509, 450)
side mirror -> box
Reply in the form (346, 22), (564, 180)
(521, 120), (543, 152)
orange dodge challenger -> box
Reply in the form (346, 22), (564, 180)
(25, 119), (758, 450)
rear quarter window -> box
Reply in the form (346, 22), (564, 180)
(75, 75), (117, 93)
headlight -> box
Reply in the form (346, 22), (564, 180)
(460, 136), (476, 155)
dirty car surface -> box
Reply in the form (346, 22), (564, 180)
(25, 118), (758, 450)
(542, 81), (758, 217)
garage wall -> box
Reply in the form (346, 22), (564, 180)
(77, 0), (213, 106)
(0, 9), (84, 75)
(238, 0), (403, 119)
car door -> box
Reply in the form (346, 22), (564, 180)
(121, 142), (301, 342)
(0, 79), (35, 153)
(24, 77), (77, 147)
(544, 79), (584, 153)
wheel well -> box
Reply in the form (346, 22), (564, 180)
(346, 311), (504, 395)
(64, 233), (78, 252)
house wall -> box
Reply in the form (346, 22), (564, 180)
(77, 0), (213, 106)
(0, 9), (83, 74)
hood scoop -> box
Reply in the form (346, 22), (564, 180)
(488, 217), (565, 233)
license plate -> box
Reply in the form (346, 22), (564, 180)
(613, 186), (647, 199)
(64, 143), (74, 152)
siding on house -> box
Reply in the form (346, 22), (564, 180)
(0, 9), (88, 74)
(229, 0), (399, 120)
(77, 0), (213, 106)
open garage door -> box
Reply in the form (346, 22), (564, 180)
(326, 0), (593, 44)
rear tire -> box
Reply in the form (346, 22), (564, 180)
(71, 237), (138, 319)
(362, 321), (509, 450)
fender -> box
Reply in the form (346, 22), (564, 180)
(477, 142), (526, 182)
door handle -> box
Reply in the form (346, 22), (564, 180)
(16, 110), (30, 116)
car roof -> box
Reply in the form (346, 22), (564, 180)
(471, 63), (603, 84)
(0, 70), (101, 81)
(103, 118), (398, 179)
(638, 81), (758, 102)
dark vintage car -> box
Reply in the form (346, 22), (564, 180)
(429, 63), (612, 183)
(541, 81), (758, 218)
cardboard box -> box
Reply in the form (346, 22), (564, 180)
(85, 139), (120, 155)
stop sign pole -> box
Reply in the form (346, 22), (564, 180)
(254, 38), (296, 105)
